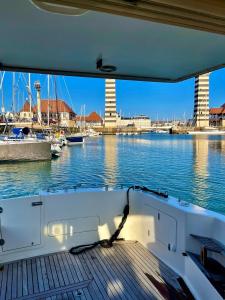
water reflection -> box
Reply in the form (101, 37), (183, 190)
(192, 136), (225, 211)
(208, 137), (225, 155)
(193, 137), (209, 205)
(0, 160), (52, 198)
(193, 137), (209, 178)
(104, 136), (118, 186)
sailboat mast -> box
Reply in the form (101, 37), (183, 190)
(0, 72), (5, 114)
(12, 72), (16, 114)
(28, 73), (32, 114)
(54, 75), (60, 128)
(84, 104), (86, 130)
(47, 75), (50, 126)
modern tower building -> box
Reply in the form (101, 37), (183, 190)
(193, 73), (210, 127)
(104, 79), (117, 128)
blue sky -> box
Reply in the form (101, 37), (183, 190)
(1, 68), (225, 120)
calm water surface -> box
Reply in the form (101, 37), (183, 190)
(0, 134), (225, 214)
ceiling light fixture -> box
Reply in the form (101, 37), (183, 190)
(96, 58), (117, 73)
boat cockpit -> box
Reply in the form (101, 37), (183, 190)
(0, 1), (225, 299)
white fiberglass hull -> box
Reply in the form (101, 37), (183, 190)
(0, 140), (51, 161)
(0, 187), (224, 299)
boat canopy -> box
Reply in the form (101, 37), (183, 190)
(1, 0), (225, 82)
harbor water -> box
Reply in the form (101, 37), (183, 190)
(0, 134), (225, 215)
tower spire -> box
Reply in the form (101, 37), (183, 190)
(193, 73), (210, 127)
(104, 79), (117, 128)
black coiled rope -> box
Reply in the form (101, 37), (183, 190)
(69, 185), (168, 255)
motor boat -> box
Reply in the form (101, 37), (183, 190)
(0, 1), (225, 299)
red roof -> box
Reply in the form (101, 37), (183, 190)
(20, 100), (31, 112)
(210, 106), (225, 115)
(76, 112), (102, 123)
(33, 99), (75, 114)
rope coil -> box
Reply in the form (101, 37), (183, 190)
(69, 185), (168, 255)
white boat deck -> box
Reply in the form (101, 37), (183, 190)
(0, 241), (185, 300)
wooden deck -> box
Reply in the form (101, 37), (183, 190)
(0, 241), (184, 300)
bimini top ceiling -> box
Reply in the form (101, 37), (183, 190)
(1, 0), (225, 82)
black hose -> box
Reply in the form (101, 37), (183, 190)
(69, 185), (168, 255)
(69, 185), (133, 255)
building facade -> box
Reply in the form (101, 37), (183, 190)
(20, 100), (33, 120)
(116, 114), (151, 129)
(20, 99), (76, 127)
(209, 103), (225, 127)
(104, 79), (117, 128)
(76, 112), (103, 128)
(193, 73), (210, 127)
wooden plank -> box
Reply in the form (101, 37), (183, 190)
(76, 253), (93, 280)
(48, 255), (60, 289)
(125, 243), (169, 279)
(72, 289), (86, 300)
(17, 260), (23, 298)
(72, 254), (89, 281)
(0, 264), (3, 300)
(97, 247), (138, 300)
(85, 249), (122, 300)
(26, 259), (33, 295)
(14, 280), (91, 300)
(11, 262), (18, 299)
(22, 259), (28, 296)
(56, 294), (63, 300)
(127, 243), (182, 294)
(64, 252), (80, 284)
(134, 242), (178, 281)
(4, 241), (182, 300)
(121, 243), (168, 287)
(114, 245), (162, 299)
(82, 287), (93, 300)
(133, 243), (180, 288)
(36, 257), (46, 292)
(53, 254), (66, 287)
(65, 291), (75, 300)
(81, 251), (110, 300)
(92, 247), (129, 300)
(38, 257), (51, 291)
(56, 253), (70, 286)
(6, 261), (13, 300)
(77, 253), (103, 300)
(124, 243), (176, 293)
(62, 292), (69, 300)
(109, 246), (157, 299)
(31, 258), (39, 294)
(60, 253), (76, 285)
(1, 263), (8, 300)
(100, 246), (149, 300)
(65, 252), (101, 300)
(43, 256), (55, 290)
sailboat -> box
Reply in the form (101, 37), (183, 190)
(1, 1), (225, 299)
(0, 73), (51, 161)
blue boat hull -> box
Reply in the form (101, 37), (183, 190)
(66, 136), (84, 145)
